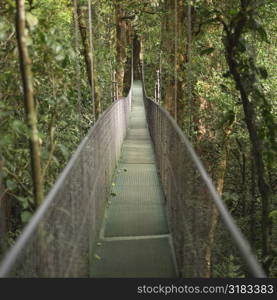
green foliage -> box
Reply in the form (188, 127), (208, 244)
(26, 12), (39, 31)
(214, 255), (245, 278)
(269, 210), (277, 223)
(170, 0), (276, 276)
(21, 211), (32, 224)
(0, 0), (276, 278)
(0, 0), (116, 237)
(200, 47), (215, 56)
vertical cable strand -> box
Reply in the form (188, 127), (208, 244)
(88, 0), (95, 122)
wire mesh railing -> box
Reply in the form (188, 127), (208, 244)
(0, 64), (266, 278)
(142, 79), (266, 278)
(0, 90), (132, 277)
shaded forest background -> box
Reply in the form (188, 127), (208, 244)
(0, 0), (276, 277)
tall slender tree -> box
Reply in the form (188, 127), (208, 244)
(220, 0), (272, 268)
(15, 0), (44, 207)
(76, 1), (101, 120)
(114, 0), (131, 97)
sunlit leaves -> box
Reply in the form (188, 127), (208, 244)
(248, 18), (270, 43)
(269, 210), (277, 223)
(26, 12), (39, 31)
(21, 211), (32, 224)
(6, 179), (17, 191)
(57, 144), (69, 160)
(12, 120), (28, 136)
(0, 21), (10, 41)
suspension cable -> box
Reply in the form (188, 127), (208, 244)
(158, 50), (161, 104)
(73, 0), (81, 125)
(187, 0), (192, 135)
(88, 0), (95, 122)
(156, 69), (160, 104)
(174, 0), (178, 120)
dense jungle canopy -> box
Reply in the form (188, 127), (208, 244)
(0, 0), (276, 277)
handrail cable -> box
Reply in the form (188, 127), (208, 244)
(0, 87), (133, 277)
(141, 70), (266, 278)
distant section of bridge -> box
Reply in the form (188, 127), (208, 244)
(90, 81), (177, 277)
(0, 75), (265, 278)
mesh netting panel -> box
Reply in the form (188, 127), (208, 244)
(0, 94), (131, 277)
(144, 96), (264, 278)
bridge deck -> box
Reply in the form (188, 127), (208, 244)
(90, 81), (177, 277)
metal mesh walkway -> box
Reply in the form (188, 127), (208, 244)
(90, 81), (177, 277)
(0, 78), (265, 278)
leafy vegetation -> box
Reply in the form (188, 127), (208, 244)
(0, 0), (276, 277)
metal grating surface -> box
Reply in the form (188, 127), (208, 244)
(113, 163), (160, 186)
(126, 129), (150, 140)
(104, 203), (168, 236)
(120, 146), (155, 164)
(108, 185), (165, 205)
(123, 139), (152, 147)
(129, 118), (147, 129)
(90, 238), (176, 278)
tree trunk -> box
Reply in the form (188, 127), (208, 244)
(133, 34), (141, 81)
(114, 0), (128, 97)
(225, 36), (270, 265)
(77, 3), (101, 119)
(72, 0), (81, 119)
(123, 31), (136, 95)
(16, 0), (44, 207)
(161, 0), (189, 127)
(161, 0), (176, 118)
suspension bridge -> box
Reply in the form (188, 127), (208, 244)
(0, 72), (265, 277)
